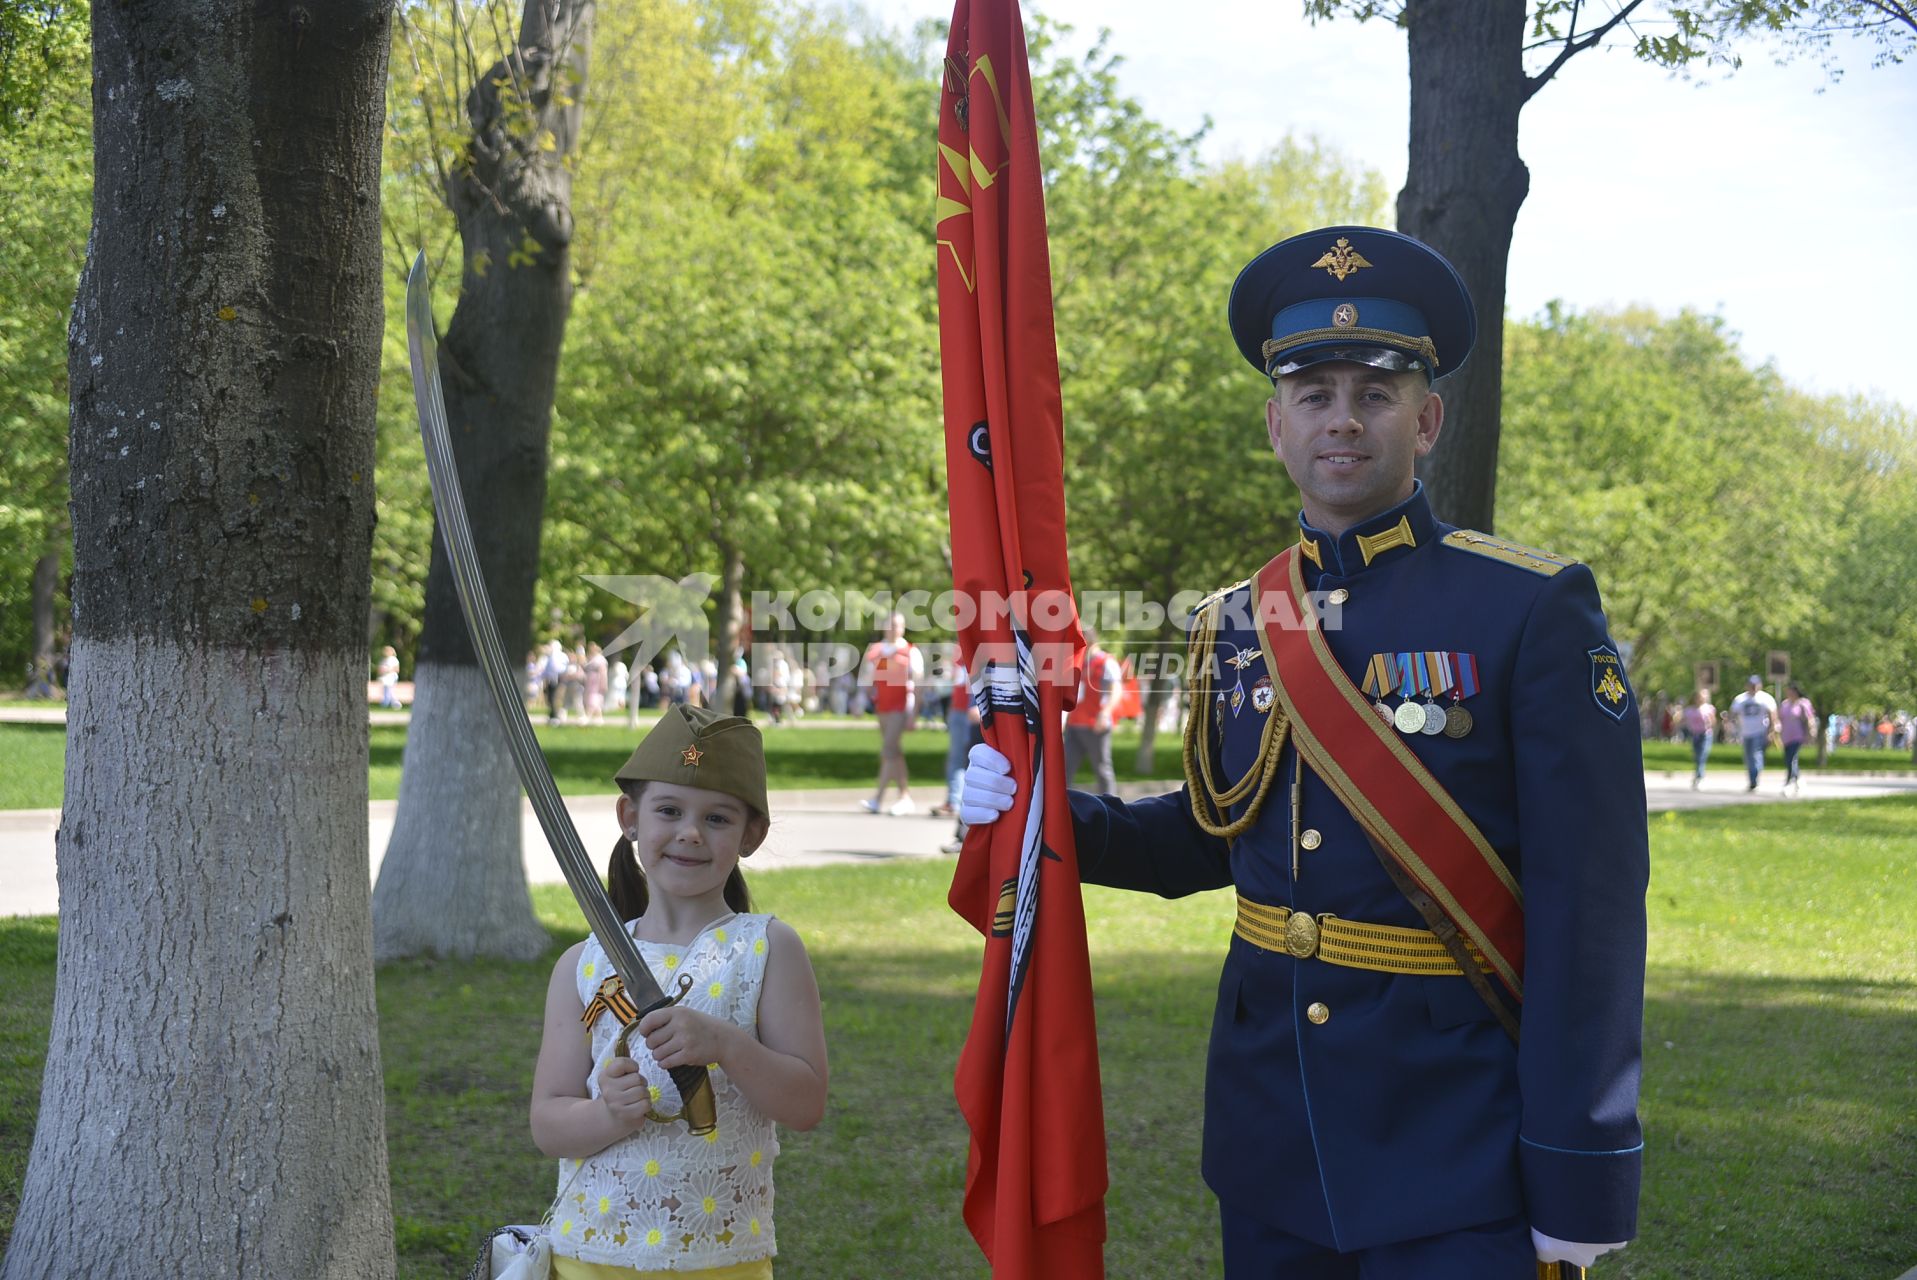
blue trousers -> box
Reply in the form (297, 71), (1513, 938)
(1741, 735), (1767, 787)
(1690, 729), (1713, 779)
(1220, 1206), (1536, 1279)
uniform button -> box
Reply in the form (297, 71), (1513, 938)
(1300, 828), (1322, 850)
(1307, 1002), (1330, 1025)
(1327, 588), (1349, 605)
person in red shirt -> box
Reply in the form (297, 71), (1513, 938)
(1063, 627), (1118, 794)
(859, 612), (924, 814)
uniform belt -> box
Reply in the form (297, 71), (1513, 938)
(1234, 894), (1494, 976)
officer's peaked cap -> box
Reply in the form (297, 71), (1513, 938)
(1229, 226), (1476, 383)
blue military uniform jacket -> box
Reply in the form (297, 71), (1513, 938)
(1068, 484), (1648, 1252)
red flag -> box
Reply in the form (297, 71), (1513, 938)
(937, 2), (1107, 1276)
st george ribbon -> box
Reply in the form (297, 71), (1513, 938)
(937, 2), (1107, 1276)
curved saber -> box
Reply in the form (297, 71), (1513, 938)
(404, 252), (716, 1133)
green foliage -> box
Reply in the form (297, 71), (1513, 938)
(0, 72), (86, 677)
(1498, 304), (1917, 712)
(0, 0), (85, 136)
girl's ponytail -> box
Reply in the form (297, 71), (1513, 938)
(607, 832), (649, 920)
(724, 866), (753, 914)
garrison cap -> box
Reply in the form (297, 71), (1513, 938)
(1229, 225), (1476, 383)
(615, 704), (769, 817)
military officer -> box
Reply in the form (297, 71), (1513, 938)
(960, 226), (1648, 1278)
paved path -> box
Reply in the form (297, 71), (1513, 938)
(6, 768), (1917, 917)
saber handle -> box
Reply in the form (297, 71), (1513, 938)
(611, 977), (719, 1136)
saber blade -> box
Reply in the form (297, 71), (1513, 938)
(404, 251), (715, 1131)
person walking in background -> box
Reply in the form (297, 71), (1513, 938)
(609, 656), (630, 714)
(376, 645), (402, 709)
(583, 642), (609, 725)
(938, 660), (985, 851)
(1682, 687), (1716, 790)
(859, 612), (923, 815)
(1778, 683), (1818, 796)
(1062, 626), (1119, 794)
(1729, 675), (1779, 792)
(539, 640), (570, 726)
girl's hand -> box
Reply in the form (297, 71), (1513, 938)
(598, 1057), (653, 1129)
(637, 1005), (740, 1071)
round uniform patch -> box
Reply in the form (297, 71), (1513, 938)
(1252, 678), (1274, 713)
(1332, 302), (1358, 329)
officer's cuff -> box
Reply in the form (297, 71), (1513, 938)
(1519, 1134), (1642, 1243)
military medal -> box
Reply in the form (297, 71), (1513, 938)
(1392, 653), (1427, 734)
(1359, 654), (1398, 725)
(1443, 652), (1480, 738)
(1418, 651), (1451, 734)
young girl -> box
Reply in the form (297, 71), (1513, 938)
(531, 705), (828, 1279)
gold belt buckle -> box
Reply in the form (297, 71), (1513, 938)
(1284, 910), (1321, 959)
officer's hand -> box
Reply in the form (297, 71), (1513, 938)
(599, 1056), (653, 1130)
(958, 743), (1016, 826)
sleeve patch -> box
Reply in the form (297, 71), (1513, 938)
(1589, 645), (1631, 720)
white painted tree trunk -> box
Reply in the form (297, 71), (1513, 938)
(3, 642), (393, 1276)
(372, 661), (552, 961)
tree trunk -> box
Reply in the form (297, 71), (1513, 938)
(1133, 678), (1170, 776)
(1397, 0), (1530, 534)
(4, 4), (395, 1275)
(713, 538), (745, 715)
(375, 662), (551, 960)
(374, 0), (593, 958)
(29, 548), (59, 688)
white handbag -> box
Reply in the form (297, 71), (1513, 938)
(464, 1161), (587, 1280)
(484, 1225), (551, 1280)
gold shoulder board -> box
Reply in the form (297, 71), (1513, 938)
(1440, 530), (1576, 577)
(1190, 577), (1252, 619)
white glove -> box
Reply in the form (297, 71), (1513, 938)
(957, 743), (1016, 826)
(1531, 1230), (1626, 1269)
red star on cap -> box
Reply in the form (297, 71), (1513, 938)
(681, 744), (704, 767)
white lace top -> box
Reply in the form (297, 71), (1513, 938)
(555, 912), (779, 1270)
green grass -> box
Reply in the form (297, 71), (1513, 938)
(4, 798), (1914, 1276)
(0, 719), (1188, 811)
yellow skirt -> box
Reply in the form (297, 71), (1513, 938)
(552, 1256), (772, 1280)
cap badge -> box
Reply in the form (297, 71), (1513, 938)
(681, 744), (705, 767)
(1311, 237), (1373, 283)
(1332, 302), (1359, 328)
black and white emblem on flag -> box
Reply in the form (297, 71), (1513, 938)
(969, 421), (993, 471)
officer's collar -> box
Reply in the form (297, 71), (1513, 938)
(1296, 482), (1437, 579)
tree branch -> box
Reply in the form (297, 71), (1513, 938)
(1523, 0), (1647, 104)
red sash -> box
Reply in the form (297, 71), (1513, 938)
(1253, 547), (1525, 997)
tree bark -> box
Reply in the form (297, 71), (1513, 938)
(4, 3), (395, 1275)
(374, 0), (593, 958)
(28, 547), (59, 687)
(713, 537), (745, 715)
(1397, 0), (1530, 534)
